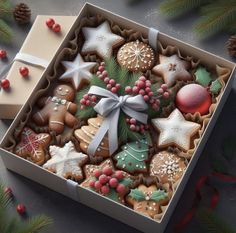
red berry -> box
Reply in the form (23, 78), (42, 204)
(143, 95), (149, 102)
(150, 99), (154, 104)
(130, 124), (136, 131)
(157, 88), (164, 94)
(46, 18), (55, 28)
(155, 99), (161, 105)
(126, 118), (130, 123)
(125, 86), (132, 93)
(116, 84), (121, 89)
(19, 66), (29, 77)
(0, 49), (7, 58)
(135, 125), (140, 132)
(89, 180), (96, 188)
(111, 87), (117, 93)
(98, 66), (104, 72)
(161, 84), (168, 91)
(109, 178), (118, 188)
(163, 92), (170, 99)
(115, 171), (124, 180)
(85, 100), (90, 106)
(80, 99), (86, 105)
(145, 87), (151, 93)
(83, 94), (89, 100)
(139, 76), (146, 81)
(139, 89), (145, 96)
(102, 167), (113, 176)
(100, 62), (105, 66)
(101, 185), (110, 194)
(52, 23), (61, 33)
(132, 86), (140, 94)
(91, 95), (97, 102)
(116, 184), (126, 194)
(93, 169), (102, 178)
(102, 71), (108, 77)
(138, 81), (145, 88)
(130, 118), (136, 125)
(148, 91), (154, 97)
(4, 187), (13, 198)
(106, 84), (112, 89)
(94, 181), (102, 190)
(104, 77), (110, 84)
(109, 79), (116, 86)
(152, 103), (159, 111)
(99, 174), (109, 184)
(96, 71), (101, 76)
(1, 79), (10, 89)
(98, 74), (104, 80)
(145, 81), (151, 87)
(16, 204), (26, 215)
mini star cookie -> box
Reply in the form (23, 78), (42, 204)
(152, 54), (192, 87)
(81, 159), (133, 204)
(150, 151), (186, 184)
(59, 53), (96, 90)
(43, 141), (88, 181)
(14, 127), (51, 165)
(151, 109), (201, 151)
(81, 21), (125, 59)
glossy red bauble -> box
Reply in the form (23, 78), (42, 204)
(16, 204), (26, 215)
(176, 84), (212, 115)
(19, 66), (29, 77)
(0, 50), (7, 58)
(46, 18), (55, 28)
(52, 23), (61, 33)
(1, 79), (10, 89)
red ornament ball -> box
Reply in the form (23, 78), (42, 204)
(52, 23), (61, 33)
(19, 66), (29, 77)
(16, 204), (26, 215)
(1, 79), (10, 89)
(46, 18), (55, 28)
(176, 84), (212, 115)
(0, 49), (7, 58)
(4, 187), (13, 198)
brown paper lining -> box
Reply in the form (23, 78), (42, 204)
(3, 13), (232, 222)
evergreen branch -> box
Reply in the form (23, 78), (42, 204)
(105, 57), (119, 81)
(90, 75), (106, 88)
(0, 0), (13, 20)
(160, 0), (210, 18)
(194, 0), (236, 38)
(196, 208), (236, 233)
(0, 19), (13, 43)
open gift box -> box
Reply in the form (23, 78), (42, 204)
(0, 3), (235, 233)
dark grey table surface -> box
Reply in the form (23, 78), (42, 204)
(1, 1), (236, 233)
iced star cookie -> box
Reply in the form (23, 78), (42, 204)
(117, 40), (155, 72)
(81, 21), (125, 59)
(127, 184), (169, 219)
(59, 53), (97, 90)
(114, 139), (149, 174)
(150, 151), (186, 184)
(151, 109), (201, 151)
(81, 159), (133, 204)
(14, 127), (51, 165)
(74, 115), (109, 158)
(152, 54), (192, 87)
(43, 141), (88, 181)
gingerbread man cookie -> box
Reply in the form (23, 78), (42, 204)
(32, 84), (77, 134)
(14, 127), (51, 165)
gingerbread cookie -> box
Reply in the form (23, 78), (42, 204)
(152, 109), (200, 151)
(74, 115), (109, 158)
(43, 141), (88, 181)
(32, 84), (77, 134)
(81, 159), (133, 204)
(152, 54), (192, 87)
(127, 184), (168, 219)
(117, 40), (155, 72)
(150, 151), (186, 184)
(81, 21), (125, 59)
(114, 138), (149, 174)
(59, 53), (97, 90)
(14, 127), (51, 165)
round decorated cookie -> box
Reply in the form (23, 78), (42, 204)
(175, 83), (212, 115)
(81, 159), (133, 204)
(127, 184), (169, 219)
(150, 151), (186, 184)
(117, 40), (155, 72)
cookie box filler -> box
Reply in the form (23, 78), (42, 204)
(0, 3), (235, 233)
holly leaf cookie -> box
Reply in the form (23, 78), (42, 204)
(43, 141), (88, 181)
(210, 79), (222, 94)
(152, 54), (192, 87)
(151, 109), (201, 151)
(14, 127), (51, 165)
(194, 67), (212, 87)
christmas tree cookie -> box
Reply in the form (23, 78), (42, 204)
(127, 184), (169, 219)
(114, 139), (149, 174)
(81, 159), (133, 204)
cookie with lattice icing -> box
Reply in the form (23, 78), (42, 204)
(150, 151), (186, 184)
(14, 127), (51, 165)
(152, 54), (192, 87)
(43, 141), (88, 181)
(151, 109), (200, 151)
(117, 40), (155, 72)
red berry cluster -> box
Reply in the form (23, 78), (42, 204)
(46, 18), (61, 33)
(126, 117), (149, 133)
(80, 94), (97, 109)
(96, 62), (121, 93)
(89, 166), (126, 195)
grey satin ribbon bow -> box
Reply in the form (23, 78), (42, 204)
(87, 86), (148, 156)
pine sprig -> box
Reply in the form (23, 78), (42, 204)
(0, 18), (13, 43)
(0, 0), (13, 20)
(196, 208), (236, 233)
(194, 0), (236, 39)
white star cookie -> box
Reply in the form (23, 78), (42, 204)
(152, 54), (192, 87)
(43, 141), (88, 181)
(59, 53), (96, 90)
(151, 109), (200, 151)
(81, 21), (125, 59)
